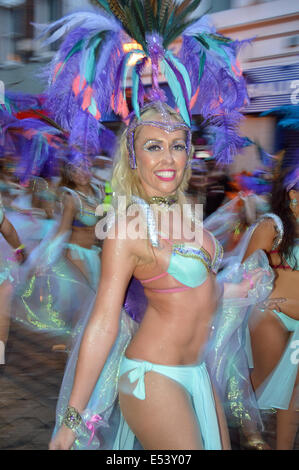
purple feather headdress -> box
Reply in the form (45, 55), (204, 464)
(36, 1), (249, 165)
(0, 104), (67, 182)
(284, 166), (299, 192)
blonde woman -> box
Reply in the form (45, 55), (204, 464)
(49, 103), (270, 450)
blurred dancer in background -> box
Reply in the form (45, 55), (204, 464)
(13, 152), (105, 346)
(237, 165), (299, 449)
(56, 152), (104, 292)
(0, 194), (26, 364)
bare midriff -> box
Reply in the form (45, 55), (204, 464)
(126, 230), (219, 366)
(68, 225), (99, 250)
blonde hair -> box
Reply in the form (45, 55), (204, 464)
(111, 104), (193, 207)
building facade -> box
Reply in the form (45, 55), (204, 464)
(1, 0), (298, 171)
(211, 0), (299, 172)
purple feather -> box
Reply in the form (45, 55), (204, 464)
(164, 57), (191, 122)
(209, 111), (245, 164)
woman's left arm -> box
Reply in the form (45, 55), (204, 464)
(0, 216), (22, 250)
(0, 216), (25, 263)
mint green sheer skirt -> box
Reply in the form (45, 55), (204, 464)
(113, 356), (222, 450)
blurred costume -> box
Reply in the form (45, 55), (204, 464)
(227, 209), (298, 412)
(0, 194), (24, 364)
(12, 179), (104, 337)
(58, 183), (103, 291)
(0, 196), (15, 286)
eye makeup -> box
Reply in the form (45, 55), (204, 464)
(143, 139), (187, 152)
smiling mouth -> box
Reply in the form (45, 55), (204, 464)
(154, 170), (176, 181)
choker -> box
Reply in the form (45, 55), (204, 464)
(148, 195), (178, 207)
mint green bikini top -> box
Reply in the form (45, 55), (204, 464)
(60, 186), (103, 229)
(140, 235), (223, 293)
(260, 213), (299, 271)
(72, 210), (99, 228)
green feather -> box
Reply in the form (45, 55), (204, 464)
(194, 34), (210, 50)
(92, 0), (111, 13)
(84, 36), (103, 83)
(198, 51), (206, 82)
(64, 39), (84, 62)
(174, 0), (202, 24)
(160, 58), (190, 126)
(131, 65), (141, 118)
(209, 33), (232, 44)
(203, 34), (233, 71)
(144, 0), (154, 31)
(165, 50), (191, 99)
(123, 5), (147, 50)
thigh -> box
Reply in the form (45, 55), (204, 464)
(249, 309), (290, 389)
(0, 281), (12, 342)
(118, 370), (203, 450)
(211, 385), (231, 450)
(66, 250), (90, 285)
(0, 280), (13, 297)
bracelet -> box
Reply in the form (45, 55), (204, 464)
(63, 406), (82, 433)
(14, 244), (25, 253)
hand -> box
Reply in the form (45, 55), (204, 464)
(224, 269), (268, 299)
(48, 424), (76, 450)
(259, 297), (286, 312)
(15, 249), (27, 264)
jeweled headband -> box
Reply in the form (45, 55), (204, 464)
(126, 104), (192, 169)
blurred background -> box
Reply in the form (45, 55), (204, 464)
(0, 0), (298, 214)
(0, 2), (298, 451)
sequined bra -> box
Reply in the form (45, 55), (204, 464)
(72, 210), (100, 228)
(140, 234), (223, 293)
(271, 239), (299, 271)
(60, 186), (103, 228)
(257, 213), (299, 271)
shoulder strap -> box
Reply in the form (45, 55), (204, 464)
(256, 213), (284, 250)
(58, 186), (82, 214)
(209, 232), (224, 273)
(31, 176), (49, 194)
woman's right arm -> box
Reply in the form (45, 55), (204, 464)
(54, 192), (76, 238)
(49, 228), (139, 450)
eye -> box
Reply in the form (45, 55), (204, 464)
(144, 144), (162, 152)
(173, 143), (187, 151)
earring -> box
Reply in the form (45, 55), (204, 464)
(290, 198), (298, 207)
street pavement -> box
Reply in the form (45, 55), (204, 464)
(0, 320), (67, 450)
(0, 320), (298, 451)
